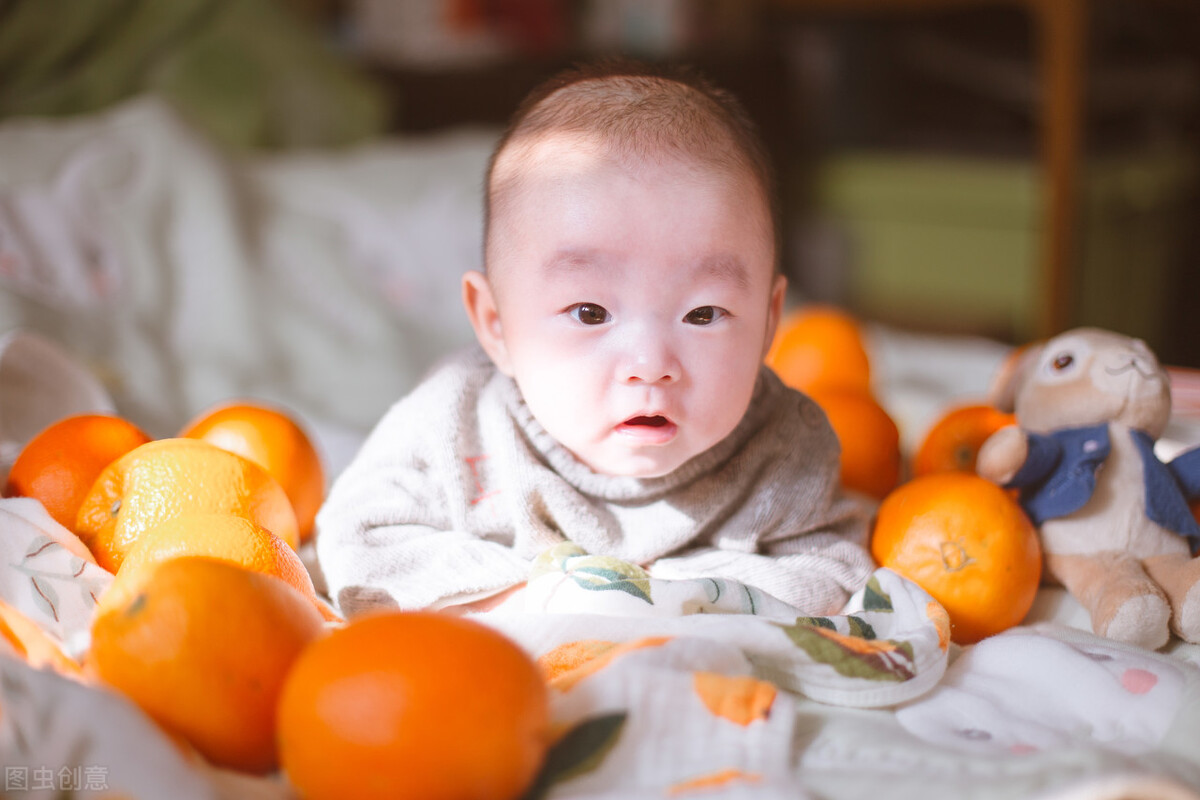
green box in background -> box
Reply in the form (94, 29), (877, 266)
(813, 149), (1195, 347)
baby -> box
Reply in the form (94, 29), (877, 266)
(315, 60), (874, 617)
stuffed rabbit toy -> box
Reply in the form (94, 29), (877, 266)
(977, 327), (1200, 650)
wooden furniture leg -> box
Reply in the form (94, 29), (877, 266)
(1032, 0), (1086, 338)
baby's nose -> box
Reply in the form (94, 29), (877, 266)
(620, 343), (680, 385)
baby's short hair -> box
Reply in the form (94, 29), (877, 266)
(484, 59), (779, 266)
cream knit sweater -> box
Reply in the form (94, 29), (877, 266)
(315, 347), (875, 617)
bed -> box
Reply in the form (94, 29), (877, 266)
(2, 98), (1200, 800)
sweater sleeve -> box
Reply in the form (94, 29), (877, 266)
(648, 518), (873, 615)
(313, 357), (530, 616)
(647, 379), (876, 616)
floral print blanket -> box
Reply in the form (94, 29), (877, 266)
(3, 501), (1200, 800)
(479, 542), (1200, 799)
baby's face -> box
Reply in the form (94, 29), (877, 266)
(469, 136), (784, 478)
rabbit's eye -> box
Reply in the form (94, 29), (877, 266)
(1052, 353), (1074, 370)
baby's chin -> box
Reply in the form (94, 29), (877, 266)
(604, 462), (679, 480)
(575, 447), (699, 480)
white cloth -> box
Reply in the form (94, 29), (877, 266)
(0, 498), (112, 656)
(0, 654), (221, 800)
(475, 557), (949, 798)
(0, 98), (493, 478)
(0, 330), (115, 483)
(896, 625), (1197, 756)
(503, 547), (950, 707)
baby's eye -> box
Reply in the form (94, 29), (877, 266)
(568, 303), (611, 325)
(683, 306), (726, 325)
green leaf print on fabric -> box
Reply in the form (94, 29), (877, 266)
(793, 616), (836, 631)
(530, 542), (590, 580)
(776, 619), (917, 683)
(530, 541), (653, 605)
(861, 575), (895, 612)
(521, 712), (628, 800)
(846, 615), (877, 640)
(568, 565), (652, 603)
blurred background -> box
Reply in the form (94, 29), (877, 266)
(337, 0), (1200, 364)
(1, 0), (1198, 459)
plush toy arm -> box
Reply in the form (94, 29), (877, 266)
(978, 426), (1068, 490)
(1167, 445), (1200, 498)
(977, 425), (1031, 485)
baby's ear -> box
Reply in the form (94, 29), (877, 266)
(462, 270), (513, 375)
(761, 273), (788, 360)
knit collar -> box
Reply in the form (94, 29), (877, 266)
(499, 365), (781, 503)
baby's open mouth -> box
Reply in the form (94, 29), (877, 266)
(616, 414), (677, 444)
(624, 415), (670, 427)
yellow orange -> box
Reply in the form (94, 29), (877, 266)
(100, 513), (330, 620)
(178, 401), (325, 543)
(88, 557), (324, 773)
(75, 438), (299, 574)
(871, 472), (1041, 645)
(277, 611), (550, 800)
(766, 305), (871, 395)
(4, 414), (151, 533)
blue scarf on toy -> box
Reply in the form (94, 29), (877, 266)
(1006, 424), (1200, 553)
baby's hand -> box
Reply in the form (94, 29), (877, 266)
(976, 425), (1028, 486)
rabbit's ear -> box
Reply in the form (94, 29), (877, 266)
(988, 340), (1043, 412)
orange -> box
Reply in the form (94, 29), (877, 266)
(75, 438), (300, 573)
(807, 388), (901, 501)
(100, 513), (334, 620)
(912, 404), (1017, 478)
(4, 414), (152, 533)
(277, 611), (550, 800)
(88, 556), (325, 773)
(766, 305), (871, 395)
(0, 597), (82, 677)
(871, 472), (1042, 645)
(178, 401), (325, 544)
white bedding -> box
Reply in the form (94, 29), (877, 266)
(3, 99), (1200, 800)
(0, 98), (493, 477)
(2, 495), (1198, 800)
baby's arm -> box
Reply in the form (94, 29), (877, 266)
(316, 510), (530, 616)
(314, 383), (528, 617)
(650, 534), (871, 615)
(649, 498), (874, 616)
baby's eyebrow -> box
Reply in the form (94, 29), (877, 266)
(541, 249), (606, 275)
(540, 250), (750, 289)
(696, 255), (750, 290)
